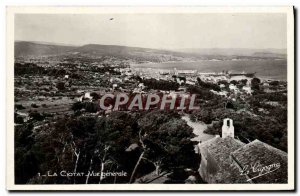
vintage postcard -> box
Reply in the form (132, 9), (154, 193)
(6, 6), (294, 191)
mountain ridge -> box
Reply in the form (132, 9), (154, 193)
(15, 41), (286, 60)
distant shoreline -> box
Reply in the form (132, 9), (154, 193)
(130, 59), (287, 81)
(131, 58), (287, 66)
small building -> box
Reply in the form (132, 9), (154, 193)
(198, 136), (247, 183)
(138, 83), (145, 90)
(186, 80), (196, 85)
(84, 92), (93, 100)
(242, 86), (252, 95)
(229, 84), (238, 92)
(77, 92), (93, 102)
(176, 77), (185, 85)
(197, 119), (288, 183)
(112, 84), (118, 90)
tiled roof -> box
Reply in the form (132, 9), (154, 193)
(199, 137), (244, 160)
(199, 137), (248, 183)
(231, 139), (287, 183)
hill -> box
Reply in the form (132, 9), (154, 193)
(14, 41), (287, 61)
(15, 41), (196, 62)
(15, 41), (77, 57)
(71, 44), (180, 56)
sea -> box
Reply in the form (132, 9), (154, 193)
(131, 59), (287, 81)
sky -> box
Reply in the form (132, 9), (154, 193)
(15, 13), (287, 50)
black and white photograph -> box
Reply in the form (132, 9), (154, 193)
(6, 6), (294, 191)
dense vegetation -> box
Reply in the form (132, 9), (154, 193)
(197, 78), (221, 91)
(142, 78), (180, 91)
(189, 78), (287, 152)
(15, 63), (120, 77)
(15, 110), (198, 184)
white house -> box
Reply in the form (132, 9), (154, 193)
(242, 86), (252, 95)
(112, 84), (118, 90)
(219, 84), (225, 88)
(138, 83), (145, 90)
(229, 84), (237, 91)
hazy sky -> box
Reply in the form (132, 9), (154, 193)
(15, 13), (287, 49)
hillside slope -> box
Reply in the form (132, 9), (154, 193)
(15, 41), (76, 57)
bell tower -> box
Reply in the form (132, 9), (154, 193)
(222, 118), (234, 138)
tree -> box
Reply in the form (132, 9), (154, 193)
(15, 123), (37, 184)
(142, 78), (179, 91)
(203, 111), (287, 152)
(15, 110), (213, 184)
(84, 102), (98, 113)
(251, 78), (261, 91)
(270, 80), (279, 86)
(15, 104), (25, 110)
(190, 113), (197, 122)
(56, 82), (65, 91)
(193, 109), (213, 124)
(93, 115), (128, 183)
(149, 119), (196, 170)
(197, 78), (221, 91)
(72, 102), (84, 111)
(230, 80), (238, 85)
(90, 92), (100, 100)
(29, 111), (45, 121)
(240, 79), (248, 86)
(15, 113), (24, 124)
(129, 111), (196, 183)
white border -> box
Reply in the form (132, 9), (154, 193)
(6, 6), (295, 191)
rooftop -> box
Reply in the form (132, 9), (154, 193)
(199, 137), (248, 183)
(231, 139), (288, 183)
